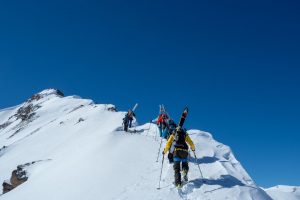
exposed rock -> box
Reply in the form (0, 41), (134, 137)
(107, 106), (117, 112)
(15, 104), (36, 121)
(0, 122), (12, 130)
(2, 182), (14, 194)
(28, 93), (43, 102)
(68, 105), (84, 114)
(0, 146), (7, 157)
(0, 146), (7, 150)
(54, 89), (64, 97)
(8, 103), (41, 138)
(77, 118), (84, 123)
(10, 169), (27, 186)
(2, 165), (28, 194)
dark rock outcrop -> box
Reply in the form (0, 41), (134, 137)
(2, 182), (14, 194)
(2, 165), (28, 194)
(107, 106), (117, 112)
(8, 103), (40, 138)
(76, 118), (85, 124)
(15, 104), (37, 121)
(0, 122), (12, 130)
(0, 146), (7, 158)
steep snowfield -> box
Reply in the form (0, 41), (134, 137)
(265, 186), (300, 200)
(0, 89), (298, 200)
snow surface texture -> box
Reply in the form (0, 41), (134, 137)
(0, 89), (298, 200)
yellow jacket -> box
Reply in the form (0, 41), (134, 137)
(163, 133), (195, 154)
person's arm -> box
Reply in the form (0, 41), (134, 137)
(163, 134), (174, 154)
(185, 134), (195, 151)
(157, 117), (162, 125)
(158, 116), (162, 122)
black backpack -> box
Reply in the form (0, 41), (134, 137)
(173, 128), (189, 159)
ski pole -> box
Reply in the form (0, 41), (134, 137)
(156, 138), (163, 162)
(157, 153), (165, 190)
(193, 151), (204, 180)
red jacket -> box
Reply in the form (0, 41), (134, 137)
(157, 114), (168, 125)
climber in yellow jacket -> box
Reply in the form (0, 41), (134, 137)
(163, 127), (195, 187)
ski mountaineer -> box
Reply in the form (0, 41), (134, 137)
(167, 119), (177, 139)
(123, 109), (135, 132)
(163, 126), (195, 188)
(157, 113), (169, 139)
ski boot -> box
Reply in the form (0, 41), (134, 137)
(176, 183), (182, 189)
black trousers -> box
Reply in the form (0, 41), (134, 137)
(173, 161), (189, 185)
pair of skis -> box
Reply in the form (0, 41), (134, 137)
(131, 103), (138, 113)
(178, 107), (189, 128)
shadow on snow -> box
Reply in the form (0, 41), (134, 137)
(189, 175), (245, 190)
(189, 156), (220, 165)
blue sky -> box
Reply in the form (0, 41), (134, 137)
(0, 0), (299, 187)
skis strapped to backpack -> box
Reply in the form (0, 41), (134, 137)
(132, 103), (138, 112)
(178, 107), (189, 128)
(172, 107), (189, 158)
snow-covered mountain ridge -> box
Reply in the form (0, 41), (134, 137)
(0, 89), (299, 200)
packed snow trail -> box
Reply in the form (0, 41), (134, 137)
(0, 89), (298, 200)
(113, 124), (273, 200)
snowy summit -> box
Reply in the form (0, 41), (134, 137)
(0, 89), (299, 200)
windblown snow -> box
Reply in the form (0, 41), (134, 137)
(0, 89), (298, 200)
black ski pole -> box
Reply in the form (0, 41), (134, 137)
(156, 138), (163, 162)
(157, 153), (165, 190)
(193, 151), (204, 181)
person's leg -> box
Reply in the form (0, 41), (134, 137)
(168, 153), (174, 164)
(129, 119), (132, 128)
(173, 161), (181, 186)
(123, 118), (128, 132)
(182, 161), (189, 181)
(158, 125), (163, 137)
(162, 128), (168, 139)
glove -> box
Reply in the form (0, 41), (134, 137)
(191, 148), (195, 152)
(162, 151), (165, 155)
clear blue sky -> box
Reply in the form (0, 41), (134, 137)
(0, 0), (299, 187)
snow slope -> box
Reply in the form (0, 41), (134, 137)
(265, 186), (300, 200)
(0, 89), (298, 200)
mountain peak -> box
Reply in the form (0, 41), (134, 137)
(37, 88), (64, 97)
(28, 89), (64, 102)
